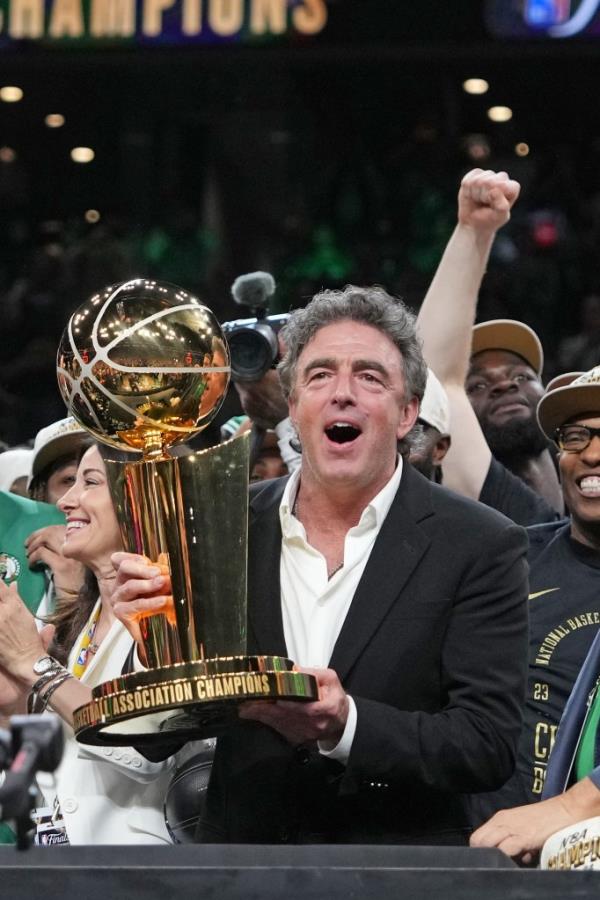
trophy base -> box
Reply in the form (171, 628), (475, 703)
(73, 656), (319, 746)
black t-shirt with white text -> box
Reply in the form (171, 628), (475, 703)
(469, 520), (600, 826)
(479, 457), (561, 528)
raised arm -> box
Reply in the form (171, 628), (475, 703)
(417, 169), (520, 498)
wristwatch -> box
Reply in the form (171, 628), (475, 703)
(33, 655), (60, 676)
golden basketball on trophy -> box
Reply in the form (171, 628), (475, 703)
(56, 278), (317, 746)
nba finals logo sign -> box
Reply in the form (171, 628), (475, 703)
(0, 0), (328, 44)
(486, 0), (600, 38)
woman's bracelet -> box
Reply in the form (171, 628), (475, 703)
(37, 671), (73, 713)
(27, 665), (71, 714)
(31, 668), (67, 696)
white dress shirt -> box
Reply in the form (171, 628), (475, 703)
(279, 457), (403, 763)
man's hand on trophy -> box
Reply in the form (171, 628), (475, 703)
(238, 667), (349, 748)
(111, 551), (174, 648)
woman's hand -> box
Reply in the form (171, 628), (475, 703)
(0, 623), (54, 723)
(25, 524), (85, 598)
(0, 666), (27, 719)
(0, 580), (46, 686)
(110, 552), (173, 653)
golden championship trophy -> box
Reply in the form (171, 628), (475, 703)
(56, 278), (317, 746)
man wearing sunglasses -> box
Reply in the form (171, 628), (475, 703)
(471, 366), (600, 864)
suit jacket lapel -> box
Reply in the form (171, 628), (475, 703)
(329, 464), (433, 683)
(247, 478), (288, 657)
(245, 467), (435, 672)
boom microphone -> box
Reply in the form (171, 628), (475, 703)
(231, 272), (276, 311)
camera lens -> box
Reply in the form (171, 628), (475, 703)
(227, 326), (277, 382)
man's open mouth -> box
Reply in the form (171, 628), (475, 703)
(577, 476), (600, 497)
(325, 422), (362, 444)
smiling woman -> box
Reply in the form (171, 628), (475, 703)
(47, 444), (123, 656)
(59, 445), (121, 574)
(0, 444), (179, 845)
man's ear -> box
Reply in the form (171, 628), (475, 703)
(432, 434), (451, 466)
(396, 396), (420, 440)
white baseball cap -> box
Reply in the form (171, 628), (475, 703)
(29, 417), (88, 482)
(419, 369), (450, 435)
(0, 448), (34, 492)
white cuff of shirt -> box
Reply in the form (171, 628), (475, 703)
(317, 695), (356, 765)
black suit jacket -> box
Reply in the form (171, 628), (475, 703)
(198, 463), (529, 845)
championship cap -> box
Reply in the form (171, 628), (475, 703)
(537, 366), (600, 440)
(544, 372), (583, 393)
(30, 417), (87, 482)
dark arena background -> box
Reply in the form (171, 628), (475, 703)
(2, 5), (600, 894)
(1, 0), (600, 443)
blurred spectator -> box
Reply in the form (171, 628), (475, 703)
(63, 217), (134, 302)
(0, 447), (34, 496)
(229, 416), (288, 483)
(409, 369), (451, 484)
(28, 417), (88, 504)
(0, 232), (71, 440)
(557, 294), (600, 374)
(0, 490), (65, 615)
(26, 417), (89, 618)
(138, 210), (219, 299)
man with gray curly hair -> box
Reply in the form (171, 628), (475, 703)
(113, 283), (529, 845)
(277, 285), (428, 459)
